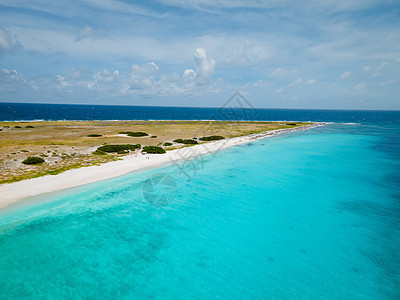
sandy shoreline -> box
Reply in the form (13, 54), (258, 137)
(0, 122), (325, 209)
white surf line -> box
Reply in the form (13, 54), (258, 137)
(0, 122), (325, 209)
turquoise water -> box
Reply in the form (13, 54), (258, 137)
(0, 124), (399, 299)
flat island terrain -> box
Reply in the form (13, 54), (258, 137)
(0, 120), (311, 185)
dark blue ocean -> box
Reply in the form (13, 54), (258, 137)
(1, 102), (399, 124)
(0, 102), (399, 298)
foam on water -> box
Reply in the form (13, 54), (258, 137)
(0, 123), (399, 298)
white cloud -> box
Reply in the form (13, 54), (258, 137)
(340, 71), (351, 79)
(378, 79), (395, 86)
(275, 88), (284, 93)
(131, 62), (159, 75)
(40, 49), (222, 98)
(0, 68), (31, 93)
(0, 48), (222, 99)
(183, 69), (196, 79)
(82, 0), (163, 17)
(252, 80), (270, 88)
(56, 75), (72, 88)
(75, 26), (93, 42)
(93, 69), (120, 83)
(87, 68), (127, 95)
(305, 78), (316, 85)
(289, 78), (316, 87)
(289, 79), (303, 87)
(377, 62), (388, 71)
(226, 40), (265, 65)
(354, 82), (367, 90)
(157, 0), (389, 12)
(0, 0), (163, 19)
(370, 72), (381, 78)
(69, 69), (82, 79)
(2, 68), (18, 77)
(0, 26), (21, 57)
(180, 48), (216, 87)
(270, 68), (297, 77)
(369, 61), (390, 78)
(363, 66), (371, 72)
(194, 48), (215, 79)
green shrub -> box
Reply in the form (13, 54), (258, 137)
(173, 139), (198, 144)
(119, 131), (148, 137)
(286, 123), (297, 126)
(25, 125), (35, 128)
(117, 150), (128, 154)
(0, 129), (2, 131)
(93, 150), (106, 155)
(22, 156), (45, 165)
(21, 150), (29, 152)
(199, 135), (225, 141)
(61, 153), (71, 159)
(14, 126), (22, 128)
(87, 134), (103, 137)
(96, 144), (141, 153)
(128, 132), (148, 137)
(142, 146), (166, 154)
(150, 135), (157, 138)
(164, 142), (173, 146)
(183, 139), (198, 144)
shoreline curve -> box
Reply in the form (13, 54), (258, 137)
(0, 122), (325, 209)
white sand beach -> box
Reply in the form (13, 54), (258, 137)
(0, 123), (324, 209)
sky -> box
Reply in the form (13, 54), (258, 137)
(0, 0), (399, 109)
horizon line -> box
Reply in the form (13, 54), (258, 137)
(0, 101), (399, 112)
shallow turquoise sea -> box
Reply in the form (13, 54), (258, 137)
(0, 123), (399, 299)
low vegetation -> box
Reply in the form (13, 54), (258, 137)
(142, 146), (166, 154)
(87, 134), (103, 137)
(0, 155), (118, 185)
(150, 135), (157, 138)
(173, 138), (199, 144)
(0, 120), (312, 185)
(119, 131), (148, 137)
(26, 125), (35, 128)
(93, 150), (106, 155)
(199, 135), (225, 141)
(96, 144), (141, 153)
(22, 156), (45, 165)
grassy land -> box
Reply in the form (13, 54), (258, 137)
(0, 120), (311, 184)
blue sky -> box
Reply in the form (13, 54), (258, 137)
(0, 0), (399, 109)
